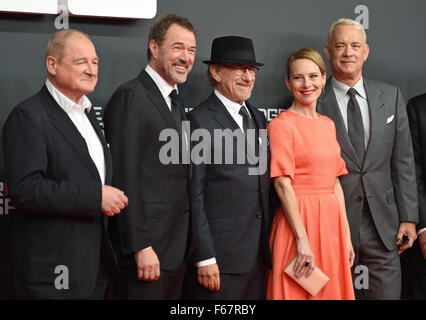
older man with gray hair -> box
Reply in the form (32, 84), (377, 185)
(3, 29), (128, 299)
(317, 18), (418, 300)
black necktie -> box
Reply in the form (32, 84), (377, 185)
(239, 105), (259, 159)
(347, 88), (365, 164)
(169, 89), (184, 134)
(239, 106), (256, 135)
(169, 89), (189, 170)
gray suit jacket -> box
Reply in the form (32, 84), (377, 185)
(317, 78), (418, 251)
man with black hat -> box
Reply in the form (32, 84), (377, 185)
(185, 36), (272, 299)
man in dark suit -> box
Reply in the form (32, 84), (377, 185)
(103, 14), (196, 299)
(185, 36), (272, 299)
(402, 93), (426, 299)
(2, 29), (128, 299)
(317, 18), (418, 299)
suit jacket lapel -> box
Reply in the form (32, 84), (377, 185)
(207, 93), (248, 156)
(320, 79), (361, 169)
(138, 70), (179, 132)
(138, 70), (188, 174)
(245, 101), (263, 164)
(42, 87), (102, 182)
(86, 108), (112, 185)
(363, 79), (386, 167)
(207, 92), (240, 131)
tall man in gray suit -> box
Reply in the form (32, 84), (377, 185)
(317, 18), (418, 300)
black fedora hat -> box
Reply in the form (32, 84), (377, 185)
(203, 36), (263, 67)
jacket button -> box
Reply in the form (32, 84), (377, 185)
(256, 213), (263, 219)
(357, 196), (363, 201)
(184, 210), (190, 215)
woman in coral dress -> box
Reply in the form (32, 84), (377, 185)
(266, 48), (355, 300)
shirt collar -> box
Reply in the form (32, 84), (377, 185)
(214, 89), (248, 116)
(45, 79), (92, 113)
(331, 76), (367, 100)
(145, 64), (178, 100)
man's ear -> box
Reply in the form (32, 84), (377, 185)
(363, 43), (370, 62)
(324, 45), (330, 61)
(149, 39), (159, 61)
(210, 64), (221, 83)
(46, 56), (57, 76)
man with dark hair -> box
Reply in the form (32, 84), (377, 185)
(3, 29), (128, 299)
(185, 36), (272, 299)
(103, 13), (196, 299)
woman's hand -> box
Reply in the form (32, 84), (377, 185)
(294, 237), (315, 278)
(347, 236), (355, 267)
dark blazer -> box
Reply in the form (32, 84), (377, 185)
(3, 86), (115, 299)
(317, 78), (418, 250)
(403, 93), (426, 297)
(407, 93), (426, 232)
(188, 92), (272, 274)
(103, 70), (190, 270)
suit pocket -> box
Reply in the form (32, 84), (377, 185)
(208, 217), (235, 233)
(386, 188), (395, 205)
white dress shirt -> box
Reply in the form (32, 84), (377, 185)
(145, 64), (189, 149)
(145, 64), (177, 111)
(214, 89), (252, 132)
(332, 77), (370, 149)
(45, 79), (106, 185)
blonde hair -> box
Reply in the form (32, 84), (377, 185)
(327, 18), (367, 44)
(46, 29), (91, 62)
(286, 48), (326, 78)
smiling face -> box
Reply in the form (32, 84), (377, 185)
(149, 23), (196, 86)
(211, 63), (256, 104)
(286, 58), (326, 108)
(46, 34), (98, 103)
(325, 24), (369, 86)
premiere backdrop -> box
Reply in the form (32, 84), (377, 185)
(1, 0), (426, 298)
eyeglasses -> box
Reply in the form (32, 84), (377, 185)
(220, 64), (258, 77)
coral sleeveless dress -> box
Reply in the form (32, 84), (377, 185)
(266, 110), (355, 300)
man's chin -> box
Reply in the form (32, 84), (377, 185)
(171, 73), (188, 85)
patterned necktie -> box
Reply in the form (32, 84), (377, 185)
(347, 87), (365, 164)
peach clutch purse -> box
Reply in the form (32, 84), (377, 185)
(284, 256), (330, 296)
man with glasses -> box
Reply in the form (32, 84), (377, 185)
(185, 36), (272, 299)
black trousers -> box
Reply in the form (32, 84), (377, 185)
(401, 239), (426, 299)
(117, 260), (187, 300)
(183, 259), (267, 300)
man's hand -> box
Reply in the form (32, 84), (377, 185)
(396, 222), (417, 254)
(134, 247), (160, 282)
(418, 231), (426, 259)
(101, 185), (128, 216)
(197, 264), (220, 291)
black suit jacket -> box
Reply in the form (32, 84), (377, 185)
(407, 93), (426, 232)
(188, 92), (272, 274)
(3, 86), (115, 299)
(103, 70), (190, 270)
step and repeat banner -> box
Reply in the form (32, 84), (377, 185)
(1, 0), (426, 298)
